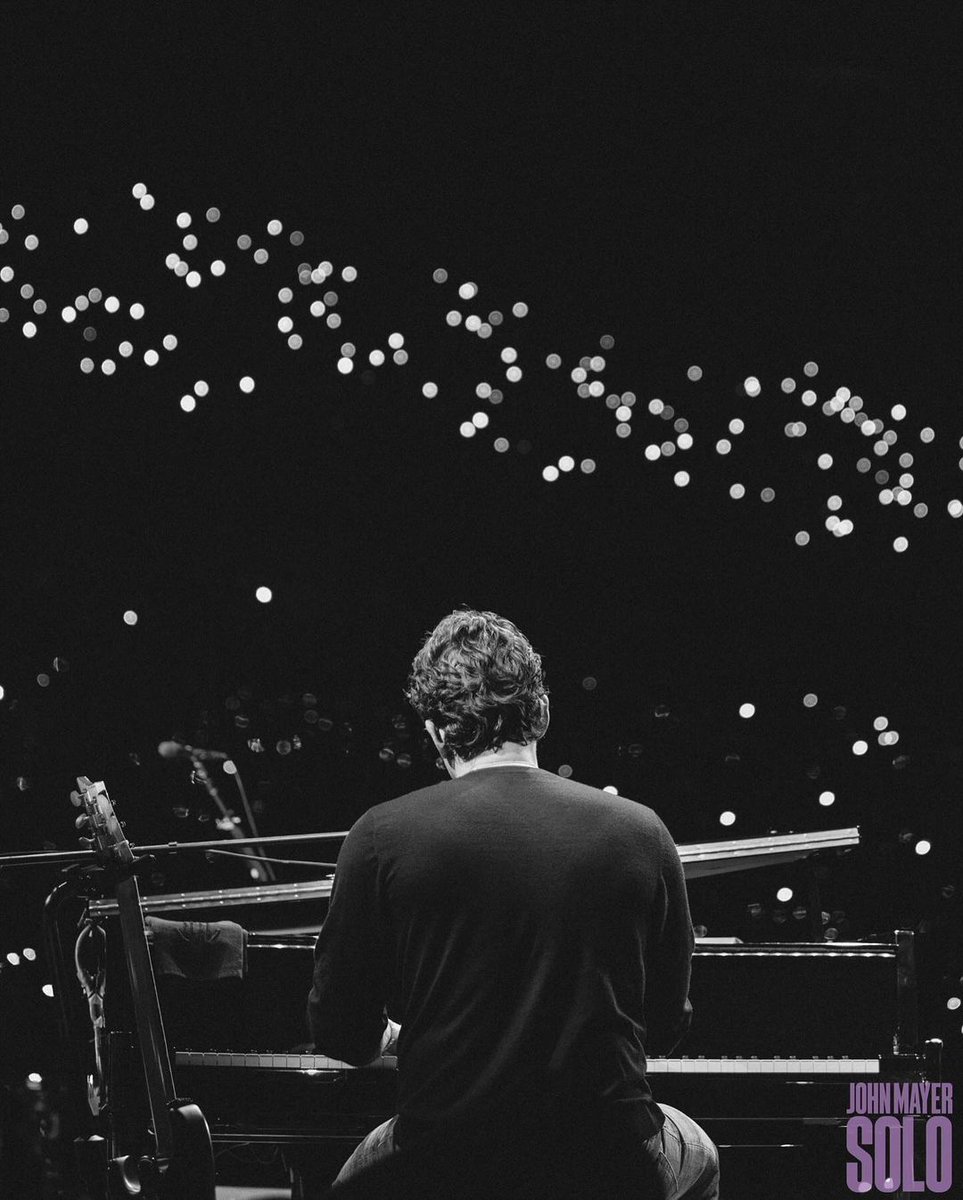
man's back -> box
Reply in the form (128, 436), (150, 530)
(309, 766), (694, 1146)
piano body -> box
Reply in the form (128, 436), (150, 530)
(84, 828), (941, 1198)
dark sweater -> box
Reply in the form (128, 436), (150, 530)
(307, 766), (694, 1149)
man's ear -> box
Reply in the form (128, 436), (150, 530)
(426, 719), (456, 778)
(539, 694), (550, 735)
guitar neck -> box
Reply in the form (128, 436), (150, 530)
(115, 874), (175, 1164)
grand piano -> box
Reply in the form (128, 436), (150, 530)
(77, 827), (941, 1198)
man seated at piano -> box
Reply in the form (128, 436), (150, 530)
(307, 609), (720, 1198)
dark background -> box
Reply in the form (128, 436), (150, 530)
(0, 2), (960, 1080)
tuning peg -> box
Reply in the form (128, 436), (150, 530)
(78, 837), (96, 851)
(69, 790), (83, 808)
(75, 813), (91, 831)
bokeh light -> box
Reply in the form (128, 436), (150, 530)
(819, 791), (835, 806)
(255, 586), (273, 604)
(719, 811), (736, 827)
(123, 610), (138, 626)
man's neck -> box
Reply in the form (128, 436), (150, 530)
(453, 741), (539, 777)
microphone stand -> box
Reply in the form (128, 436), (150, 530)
(0, 831), (350, 869)
(188, 755), (275, 882)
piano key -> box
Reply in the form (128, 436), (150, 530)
(644, 1057), (883, 1077)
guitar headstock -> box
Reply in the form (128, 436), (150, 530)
(70, 776), (135, 866)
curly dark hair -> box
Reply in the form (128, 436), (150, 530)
(405, 609), (549, 762)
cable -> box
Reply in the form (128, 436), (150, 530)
(201, 847), (337, 869)
(230, 765), (262, 841)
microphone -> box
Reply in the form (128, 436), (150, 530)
(157, 740), (229, 763)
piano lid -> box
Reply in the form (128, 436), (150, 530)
(679, 826), (859, 880)
(87, 827), (859, 917)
